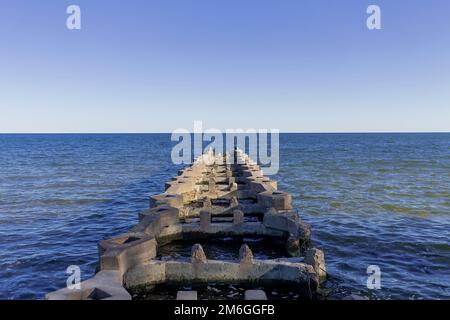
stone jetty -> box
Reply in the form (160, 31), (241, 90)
(46, 148), (326, 300)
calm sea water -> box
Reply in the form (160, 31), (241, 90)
(0, 133), (449, 299)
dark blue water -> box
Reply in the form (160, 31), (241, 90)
(0, 133), (449, 299)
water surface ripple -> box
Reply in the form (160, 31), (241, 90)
(0, 133), (449, 299)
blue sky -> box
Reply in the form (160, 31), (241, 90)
(0, 0), (449, 133)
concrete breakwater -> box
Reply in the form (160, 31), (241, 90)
(46, 148), (326, 300)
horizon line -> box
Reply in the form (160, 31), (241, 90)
(1, 131), (449, 135)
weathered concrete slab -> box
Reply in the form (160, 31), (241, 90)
(305, 248), (327, 283)
(46, 271), (131, 300)
(177, 291), (198, 300)
(244, 290), (267, 300)
(98, 234), (156, 274)
(125, 258), (318, 290)
(233, 210), (244, 225)
(258, 191), (292, 210)
(150, 193), (184, 209)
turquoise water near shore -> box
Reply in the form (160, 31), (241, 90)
(0, 133), (449, 299)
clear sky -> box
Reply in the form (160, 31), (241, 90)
(0, 0), (449, 133)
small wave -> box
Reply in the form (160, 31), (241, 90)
(380, 204), (431, 216)
(424, 191), (450, 199)
(329, 202), (344, 208)
(426, 243), (450, 252)
(299, 195), (331, 200)
(35, 198), (111, 206)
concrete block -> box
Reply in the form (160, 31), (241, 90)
(131, 216), (160, 237)
(124, 261), (166, 287)
(98, 233), (157, 274)
(200, 210), (211, 230)
(249, 180), (276, 193)
(203, 197), (212, 209)
(233, 210), (244, 225)
(286, 236), (301, 256)
(157, 208), (180, 227)
(257, 190), (292, 210)
(46, 271), (131, 300)
(208, 177), (216, 193)
(139, 205), (179, 224)
(176, 291), (198, 300)
(239, 244), (254, 264)
(244, 290), (267, 300)
(191, 243), (207, 264)
(133, 206), (180, 237)
(229, 182), (238, 191)
(125, 258), (318, 290)
(263, 210), (289, 232)
(287, 217), (302, 238)
(305, 248), (327, 283)
(150, 193), (183, 209)
(242, 169), (259, 177)
(157, 223), (183, 241)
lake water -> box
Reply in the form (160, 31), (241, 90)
(0, 133), (449, 299)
